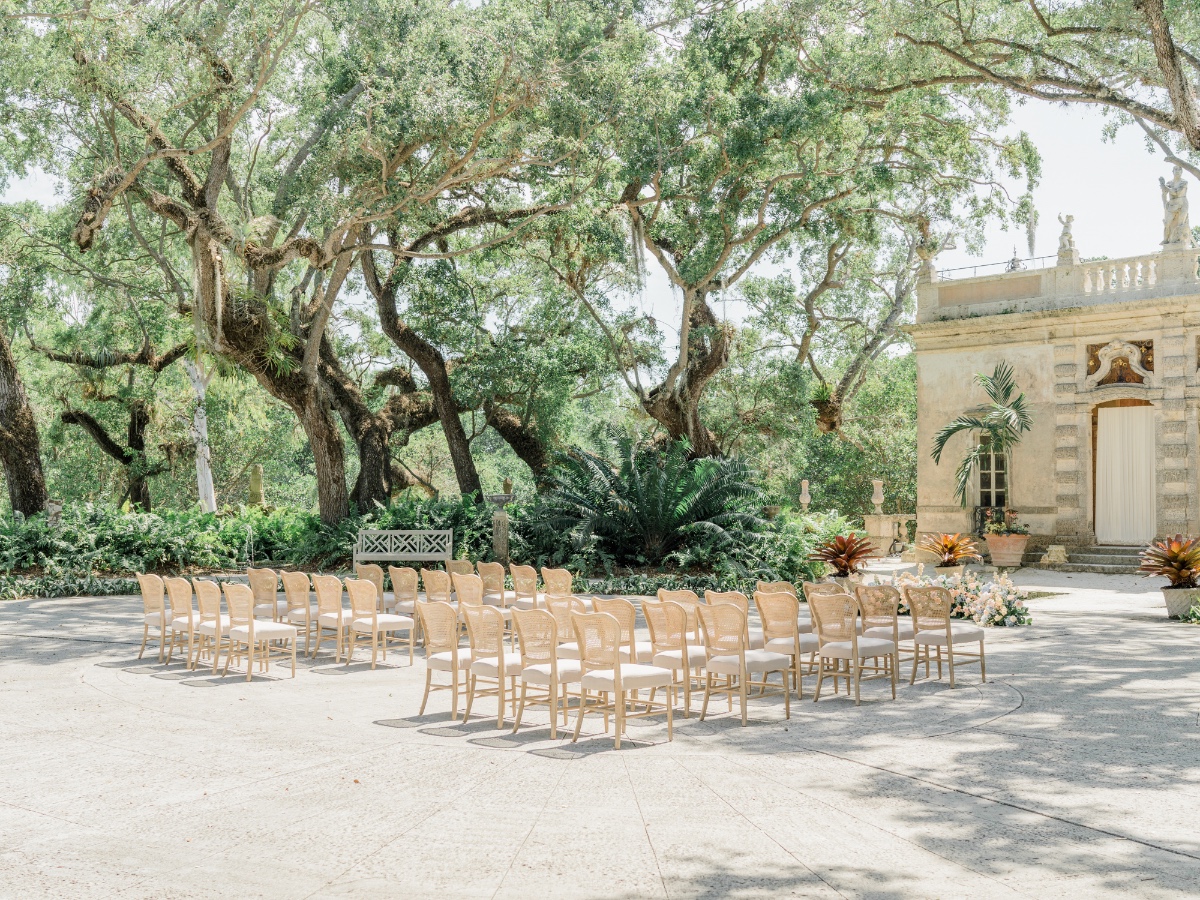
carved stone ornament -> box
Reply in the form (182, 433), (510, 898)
(1085, 340), (1154, 388)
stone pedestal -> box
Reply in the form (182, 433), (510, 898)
(863, 514), (914, 558)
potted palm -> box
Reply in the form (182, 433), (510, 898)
(918, 532), (980, 576)
(931, 362), (1033, 564)
(1139, 534), (1200, 619)
(810, 534), (876, 589)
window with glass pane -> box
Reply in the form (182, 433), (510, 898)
(979, 438), (1008, 507)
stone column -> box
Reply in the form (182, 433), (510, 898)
(1157, 328), (1189, 537)
(1052, 343), (1087, 544)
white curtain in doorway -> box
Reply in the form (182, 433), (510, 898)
(1095, 406), (1156, 545)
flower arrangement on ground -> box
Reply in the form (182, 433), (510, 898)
(894, 567), (1032, 626)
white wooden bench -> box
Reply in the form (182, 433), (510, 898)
(353, 529), (453, 566)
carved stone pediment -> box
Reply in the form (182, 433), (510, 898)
(1085, 340), (1154, 388)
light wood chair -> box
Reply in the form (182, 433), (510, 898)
(453, 572), (514, 638)
(904, 586), (986, 687)
(163, 576), (197, 667)
(248, 567), (286, 620)
(697, 602), (791, 725)
(544, 595), (587, 659)
(463, 605), (522, 728)
(191, 578), (228, 673)
(510, 564), (540, 609)
(759, 579), (812, 634)
(282, 571), (316, 656)
(856, 585), (914, 664)
(541, 567), (573, 602)
(420, 568), (453, 606)
(704, 589), (765, 649)
(809, 593), (896, 705)
(571, 611), (674, 749)
(754, 590), (817, 699)
(221, 582), (298, 681)
(476, 561), (510, 607)
(417, 601), (470, 720)
(804, 581), (855, 634)
(344, 578), (416, 668)
(312, 574), (348, 661)
(657, 588), (702, 640)
(591, 596), (652, 663)
(642, 598), (704, 717)
(511, 608), (581, 738)
(354, 563), (387, 611)
(447, 559), (475, 578)
(135, 573), (168, 662)
(388, 566), (419, 615)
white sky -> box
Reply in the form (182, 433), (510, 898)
(2, 99), (1175, 358)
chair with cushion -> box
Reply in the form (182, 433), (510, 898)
(511, 608), (581, 738)
(417, 601), (470, 720)
(462, 605), (522, 728)
(163, 576), (197, 667)
(135, 573), (168, 663)
(476, 562), (511, 607)
(704, 590), (765, 649)
(248, 567), (287, 621)
(345, 578), (416, 669)
(591, 596), (652, 663)
(420, 568), (453, 606)
(312, 574), (348, 661)
(191, 579), (228, 673)
(509, 564), (540, 609)
(447, 559), (475, 578)
(809, 593), (897, 705)
(904, 586), (986, 687)
(642, 598), (705, 717)
(541, 567), (573, 603)
(453, 572), (514, 644)
(282, 571), (316, 656)
(754, 590), (818, 699)
(761, 580), (812, 634)
(657, 588), (702, 640)
(571, 611), (674, 750)
(544, 595), (587, 660)
(856, 585), (913, 666)
(388, 566), (419, 615)
(221, 582), (298, 681)
(697, 602), (791, 725)
(354, 563), (387, 611)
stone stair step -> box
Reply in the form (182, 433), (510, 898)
(1056, 562), (1141, 575)
(1069, 553), (1142, 566)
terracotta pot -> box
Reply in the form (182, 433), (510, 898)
(1162, 587), (1200, 619)
(985, 534), (1029, 568)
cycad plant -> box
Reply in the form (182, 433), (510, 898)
(539, 437), (763, 566)
(931, 363), (1033, 508)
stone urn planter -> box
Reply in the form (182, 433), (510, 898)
(985, 534), (1029, 568)
(761, 504), (782, 520)
(1162, 587), (1200, 620)
(934, 564), (965, 578)
(825, 574), (862, 592)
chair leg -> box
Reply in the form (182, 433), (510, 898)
(614, 692), (625, 749)
(853, 660), (862, 706)
(450, 669), (460, 721)
(666, 689), (674, 741)
(910, 646), (920, 684)
(572, 689), (588, 743)
(496, 676), (506, 729)
(138, 624), (149, 659)
(783, 669), (791, 719)
(699, 672), (712, 721)
(814, 659), (825, 701)
(245, 639), (254, 682)
(371, 632), (379, 670)
(739, 673), (748, 727)
(947, 643), (956, 689)
(419, 669), (433, 715)
(290, 638), (296, 678)
(512, 682), (527, 734)
(979, 641), (986, 683)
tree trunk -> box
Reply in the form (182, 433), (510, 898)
(0, 327), (48, 516)
(486, 403), (551, 485)
(183, 359), (218, 513)
(350, 418), (392, 511)
(299, 390), (350, 524)
(125, 400), (153, 511)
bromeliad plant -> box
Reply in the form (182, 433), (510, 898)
(810, 534), (876, 577)
(918, 532), (980, 567)
(1139, 534), (1200, 589)
(931, 363), (1033, 508)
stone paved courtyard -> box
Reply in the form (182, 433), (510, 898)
(2, 571), (1199, 899)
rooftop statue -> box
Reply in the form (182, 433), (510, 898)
(1160, 165), (1193, 248)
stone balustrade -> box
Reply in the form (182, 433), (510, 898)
(1080, 254), (1159, 294)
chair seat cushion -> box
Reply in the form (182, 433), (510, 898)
(618, 641), (654, 664)
(511, 596), (538, 611)
(864, 621), (915, 641)
(470, 651), (524, 677)
(198, 616), (230, 636)
(708, 649), (792, 676)
(915, 623), (985, 645)
(318, 611), (348, 627)
(230, 620), (298, 641)
(556, 641), (580, 660)
(254, 599), (289, 617)
(351, 613), (414, 634)
(169, 615), (195, 631)
(797, 615), (813, 635)
(820, 637), (896, 659)
(521, 660), (582, 685)
(747, 627), (765, 650)
(144, 612), (168, 626)
(653, 646), (707, 669)
(428, 649), (472, 671)
(581, 663), (673, 692)
(765, 634), (818, 656)
(286, 606), (317, 623)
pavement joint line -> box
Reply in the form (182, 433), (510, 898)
(621, 751), (670, 900)
(0, 631), (141, 645)
(489, 755), (571, 900)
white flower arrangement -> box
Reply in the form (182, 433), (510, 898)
(893, 566), (1032, 627)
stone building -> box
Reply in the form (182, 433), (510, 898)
(910, 174), (1200, 556)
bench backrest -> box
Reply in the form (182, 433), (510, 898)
(353, 529), (453, 565)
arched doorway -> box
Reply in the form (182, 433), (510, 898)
(1092, 399), (1155, 545)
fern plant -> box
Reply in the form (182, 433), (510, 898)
(537, 436), (764, 566)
